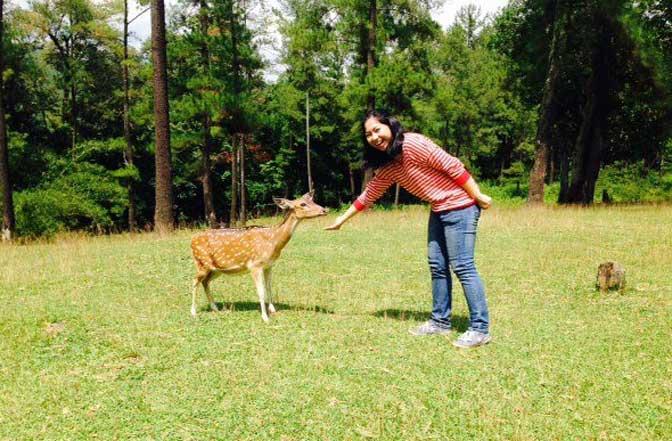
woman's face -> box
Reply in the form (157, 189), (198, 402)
(364, 117), (392, 152)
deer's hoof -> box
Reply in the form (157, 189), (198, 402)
(268, 304), (276, 314)
(191, 307), (197, 317)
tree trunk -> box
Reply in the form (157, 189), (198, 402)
(528, 0), (564, 204)
(306, 92), (313, 193)
(558, 139), (570, 202)
(229, 0), (241, 127)
(151, 0), (174, 233)
(198, 0), (216, 228)
(70, 82), (77, 150)
(227, 0), (245, 227)
(240, 135), (246, 225)
(0, 0), (15, 240)
(230, 134), (238, 227)
(566, 17), (610, 205)
(498, 135), (513, 179)
(123, 0), (137, 232)
(366, 0), (377, 111)
(348, 164), (356, 196)
(364, 0), (378, 194)
(202, 115), (216, 227)
(566, 90), (600, 204)
(642, 145), (661, 173)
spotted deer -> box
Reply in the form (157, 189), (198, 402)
(190, 192), (327, 321)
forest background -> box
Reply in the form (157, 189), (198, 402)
(1, 0), (671, 238)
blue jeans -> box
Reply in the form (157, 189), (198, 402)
(427, 205), (489, 333)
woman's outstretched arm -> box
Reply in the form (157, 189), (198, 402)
(324, 204), (359, 230)
(326, 169), (395, 230)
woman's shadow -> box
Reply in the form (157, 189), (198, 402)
(372, 309), (470, 332)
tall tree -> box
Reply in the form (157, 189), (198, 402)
(366, 0), (377, 111)
(223, 0), (244, 226)
(360, 0), (377, 190)
(229, 134), (238, 226)
(239, 134), (246, 224)
(455, 4), (484, 50)
(527, 0), (565, 203)
(123, 0), (137, 231)
(306, 92), (313, 193)
(0, 0), (15, 240)
(276, 0), (348, 199)
(168, 0), (262, 227)
(197, 0), (217, 228)
(151, 0), (174, 232)
(231, 0), (242, 225)
(497, 0), (672, 204)
(27, 0), (115, 150)
(565, 20), (610, 204)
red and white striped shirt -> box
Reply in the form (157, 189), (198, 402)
(354, 132), (474, 212)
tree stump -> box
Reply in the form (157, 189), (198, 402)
(596, 261), (626, 293)
(602, 189), (612, 204)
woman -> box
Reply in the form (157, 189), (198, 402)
(325, 110), (492, 348)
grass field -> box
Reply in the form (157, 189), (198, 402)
(1, 204), (671, 440)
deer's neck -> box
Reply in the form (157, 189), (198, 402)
(271, 212), (301, 251)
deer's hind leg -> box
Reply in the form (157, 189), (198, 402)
(202, 272), (220, 312)
(192, 268), (211, 317)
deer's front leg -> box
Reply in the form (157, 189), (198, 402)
(251, 267), (270, 323)
(264, 267), (276, 314)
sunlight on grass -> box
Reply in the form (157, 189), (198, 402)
(1, 205), (671, 439)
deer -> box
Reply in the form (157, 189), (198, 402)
(190, 192), (328, 322)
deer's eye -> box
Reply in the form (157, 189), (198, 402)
(300, 203), (307, 207)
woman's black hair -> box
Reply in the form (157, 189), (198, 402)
(362, 109), (405, 170)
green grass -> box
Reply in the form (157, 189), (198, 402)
(1, 205), (671, 440)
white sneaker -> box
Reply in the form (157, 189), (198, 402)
(453, 330), (492, 348)
(408, 321), (452, 336)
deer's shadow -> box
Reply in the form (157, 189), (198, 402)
(209, 301), (334, 315)
(372, 309), (471, 332)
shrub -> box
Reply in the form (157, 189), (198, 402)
(595, 161), (672, 203)
(14, 163), (127, 238)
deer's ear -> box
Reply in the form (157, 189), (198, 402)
(273, 197), (291, 210)
(304, 190), (315, 200)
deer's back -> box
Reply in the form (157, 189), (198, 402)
(191, 227), (277, 271)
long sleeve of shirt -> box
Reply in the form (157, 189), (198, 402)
(353, 170), (396, 211)
(354, 133), (474, 212)
(421, 138), (471, 185)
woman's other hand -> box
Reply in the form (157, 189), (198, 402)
(476, 193), (492, 209)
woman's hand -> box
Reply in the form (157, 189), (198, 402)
(324, 205), (358, 231)
(324, 218), (344, 231)
(461, 177), (492, 210)
(476, 193), (492, 209)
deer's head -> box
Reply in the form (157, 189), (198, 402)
(273, 191), (328, 219)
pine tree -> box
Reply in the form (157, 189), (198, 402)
(0, 0), (15, 240)
(151, 0), (174, 232)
